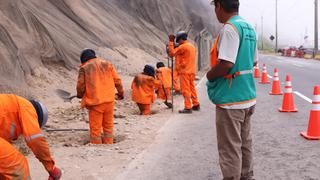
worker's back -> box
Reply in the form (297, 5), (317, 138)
(0, 94), (41, 143)
(131, 74), (156, 105)
(156, 67), (172, 89)
(79, 58), (116, 107)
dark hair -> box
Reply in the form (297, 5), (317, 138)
(80, 49), (96, 64)
(143, 65), (155, 77)
(214, 0), (239, 13)
(156, 62), (165, 69)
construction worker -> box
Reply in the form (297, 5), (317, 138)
(207, 0), (258, 179)
(132, 65), (159, 115)
(167, 45), (181, 94)
(168, 31), (200, 114)
(0, 94), (61, 180)
(155, 62), (172, 101)
(77, 49), (124, 144)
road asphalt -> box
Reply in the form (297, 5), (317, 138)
(115, 55), (320, 180)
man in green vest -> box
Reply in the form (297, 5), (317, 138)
(207, 0), (258, 179)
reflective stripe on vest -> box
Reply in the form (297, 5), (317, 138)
(10, 122), (15, 140)
(224, 70), (253, 87)
(25, 132), (44, 142)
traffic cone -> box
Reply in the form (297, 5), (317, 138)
(259, 64), (270, 84)
(300, 86), (320, 140)
(279, 75), (298, 112)
(254, 64), (261, 78)
(269, 68), (283, 95)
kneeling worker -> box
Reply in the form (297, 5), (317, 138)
(0, 94), (61, 180)
(132, 65), (159, 115)
(77, 49), (124, 144)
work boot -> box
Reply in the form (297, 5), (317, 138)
(178, 109), (192, 114)
(173, 90), (181, 96)
(192, 104), (200, 111)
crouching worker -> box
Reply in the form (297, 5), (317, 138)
(77, 49), (124, 144)
(0, 94), (61, 180)
(155, 62), (173, 108)
(132, 65), (159, 115)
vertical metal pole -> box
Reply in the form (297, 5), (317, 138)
(171, 57), (174, 113)
(315, 0), (319, 51)
(261, 16), (264, 50)
(275, 0), (278, 53)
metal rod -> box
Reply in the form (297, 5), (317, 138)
(315, 0), (319, 51)
(275, 0), (278, 53)
(45, 129), (89, 132)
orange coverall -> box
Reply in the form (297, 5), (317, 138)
(131, 74), (159, 115)
(156, 67), (172, 101)
(0, 94), (56, 179)
(169, 40), (200, 109)
(77, 58), (124, 144)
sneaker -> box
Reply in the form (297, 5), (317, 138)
(192, 104), (200, 111)
(178, 109), (192, 114)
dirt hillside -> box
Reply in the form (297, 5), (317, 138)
(0, 0), (218, 94)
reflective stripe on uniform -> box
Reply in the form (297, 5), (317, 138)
(103, 134), (113, 138)
(239, 70), (253, 75)
(10, 122), (15, 140)
(25, 132), (44, 142)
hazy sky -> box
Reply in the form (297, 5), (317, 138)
(239, 0), (315, 48)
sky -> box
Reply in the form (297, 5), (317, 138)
(239, 0), (315, 48)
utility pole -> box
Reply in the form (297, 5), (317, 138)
(315, 0), (319, 51)
(261, 16), (264, 50)
(275, 0), (278, 53)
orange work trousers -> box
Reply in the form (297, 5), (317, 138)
(180, 74), (199, 109)
(173, 70), (180, 92)
(137, 103), (151, 115)
(0, 137), (31, 180)
(88, 102), (114, 144)
(157, 87), (171, 101)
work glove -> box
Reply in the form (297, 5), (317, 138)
(116, 93), (124, 100)
(169, 34), (175, 42)
(48, 167), (62, 180)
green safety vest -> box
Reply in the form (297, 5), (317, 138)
(206, 16), (257, 106)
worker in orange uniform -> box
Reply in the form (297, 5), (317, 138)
(155, 62), (172, 102)
(77, 49), (124, 145)
(132, 65), (159, 115)
(0, 94), (62, 180)
(168, 31), (200, 113)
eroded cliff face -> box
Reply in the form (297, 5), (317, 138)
(0, 0), (218, 92)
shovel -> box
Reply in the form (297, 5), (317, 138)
(55, 89), (77, 103)
(162, 84), (173, 109)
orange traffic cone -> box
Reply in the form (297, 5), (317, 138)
(269, 68), (283, 95)
(259, 64), (270, 84)
(254, 64), (261, 78)
(300, 86), (320, 140)
(279, 75), (298, 112)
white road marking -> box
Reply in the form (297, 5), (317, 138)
(294, 91), (312, 103)
(293, 63), (303, 67)
(267, 74), (273, 79)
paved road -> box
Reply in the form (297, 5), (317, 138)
(258, 55), (320, 98)
(115, 55), (320, 180)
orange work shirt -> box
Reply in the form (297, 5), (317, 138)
(0, 94), (43, 143)
(131, 74), (159, 105)
(156, 67), (172, 89)
(77, 58), (123, 108)
(169, 40), (197, 75)
(0, 94), (55, 172)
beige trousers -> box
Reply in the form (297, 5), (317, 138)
(216, 105), (255, 180)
